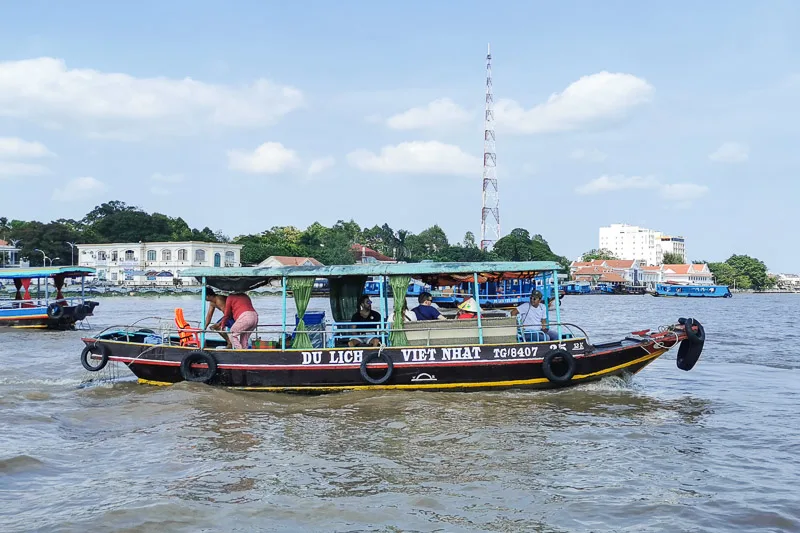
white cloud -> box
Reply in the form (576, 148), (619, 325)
(308, 157), (335, 176)
(386, 98), (473, 130)
(575, 174), (658, 194)
(496, 71), (654, 134)
(151, 172), (185, 184)
(709, 142), (749, 163)
(0, 57), (304, 133)
(51, 177), (108, 202)
(575, 174), (709, 207)
(228, 142), (301, 174)
(347, 141), (481, 175)
(148, 173), (184, 196)
(0, 137), (53, 158)
(570, 148), (607, 162)
(0, 161), (51, 177)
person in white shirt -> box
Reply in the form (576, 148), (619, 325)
(511, 290), (559, 341)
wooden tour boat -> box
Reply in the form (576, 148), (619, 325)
(79, 261), (705, 392)
(1, 266), (99, 329)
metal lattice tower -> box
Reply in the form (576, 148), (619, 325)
(480, 43), (500, 251)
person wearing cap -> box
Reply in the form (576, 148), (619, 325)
(455, 295), (481, 320)
(412, 291), (447, 321)
(511, 290), (559, 341)
(349, 295), (382, 347)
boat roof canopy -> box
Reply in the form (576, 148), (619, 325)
(0, 266), (96, 280)
(183, 261), (563, 292)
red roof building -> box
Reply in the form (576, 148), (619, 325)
(350, 244), (396, 263)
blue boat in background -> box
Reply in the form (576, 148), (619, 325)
(431, 278), (565, 309)
(654, 283), (732, 298)
(0, 266), (100, 329)
(363, 278), (429, 298)
(563, 281), (592, 295)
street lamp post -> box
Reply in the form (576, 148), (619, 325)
(66, 242), (76, 266)
(33, 248), (48, 267)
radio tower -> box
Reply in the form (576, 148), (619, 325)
(480, 43), (500, 251)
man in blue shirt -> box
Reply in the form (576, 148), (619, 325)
(413, 292), (447, 321)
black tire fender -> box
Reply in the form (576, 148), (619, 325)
(73, 305), (87, 321)
(360, 351), (394, 385)
(180, 350), (218, 383)
(542, 349), (576, 384)
(677, 318), (705, 371)
(81, 343), (109, 372)
(47, 303), (64, 319)
(685, 319), (706, 344)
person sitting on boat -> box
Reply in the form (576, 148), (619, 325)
(218, 292), (259, 349)
(349, 295), (382, 347)
(401, 299), (417, 322)
(412, 291), (447, 321)
(455, 296), (481, 320)
(511, 290), (558, 341)
(203, 288), (232, 349)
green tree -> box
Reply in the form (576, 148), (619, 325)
(662, 252), (685, 264)
(462, 231), (477, 248)
(708, 262), (736, 286)
(580, 248), (618, 262)
(725, 254), (772, 291)
(407, 225), (449, 260)
(0, 217), (10, 240)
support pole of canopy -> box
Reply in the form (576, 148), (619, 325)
(473, 272), (483, 344)
(541, 271), (549, 324)
(553, 268), (562, 340)
(281, 276), (287, 350)
(381, 275), (388, 345)
(81, 275), (85, 302)
(200, 277), (207, 348)
(43, 277), (48, 305)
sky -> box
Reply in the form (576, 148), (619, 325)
(1, 0), (798, 271)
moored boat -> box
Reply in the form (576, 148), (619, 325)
(1, 266), (100, 329)
(654, 283), (732, 298)
(431, 277), (565, 309)
(79, 261), (705, 392)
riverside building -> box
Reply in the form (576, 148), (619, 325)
(598, 223), (686, 265)
(77, 241), (243, 285)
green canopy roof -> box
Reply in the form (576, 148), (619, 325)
(183, 261), (562, 292)
(0, 266), (96, 280)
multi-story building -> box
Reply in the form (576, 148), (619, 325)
(659, 236), (686, 262)
(77, 241), (243, 285)
(598, 223), (686, 265)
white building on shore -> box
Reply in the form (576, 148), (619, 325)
(77, 241), (242, 285)
(599, 223), (686, 265)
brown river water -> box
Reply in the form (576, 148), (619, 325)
(1, 294), (799, 532)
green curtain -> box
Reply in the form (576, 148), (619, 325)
(328, 276), (367, 322)
(388, 275), (411, 347)
(289, 277), (315, 349)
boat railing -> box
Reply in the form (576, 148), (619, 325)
(0, 296), (90, 309)
(93, 317), (588, 349)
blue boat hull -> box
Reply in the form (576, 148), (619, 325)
(0, 301), (99, 329)
(654, 284), (732, 298)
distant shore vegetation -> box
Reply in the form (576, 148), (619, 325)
(1, 201), (776, 290)
(1, 200), (568, 268)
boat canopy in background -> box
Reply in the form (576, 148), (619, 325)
(183, 261), (562, 293)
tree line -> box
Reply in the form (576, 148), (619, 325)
(1, 200), (569, 268)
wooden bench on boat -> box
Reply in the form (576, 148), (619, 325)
(402, 316), (519, 346)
